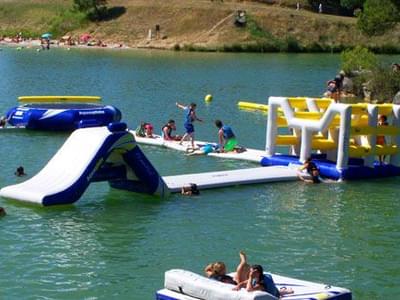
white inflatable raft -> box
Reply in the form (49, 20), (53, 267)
(156, 269), (352, 300)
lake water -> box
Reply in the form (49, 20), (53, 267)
(0, 47), (398, 300)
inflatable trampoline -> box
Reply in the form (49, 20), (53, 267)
(6, 102), (121, 131)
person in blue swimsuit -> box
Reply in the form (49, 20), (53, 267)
(176, 102), (203, 149)
(215, 120), (238, 152)
(234, 264), (293, 296)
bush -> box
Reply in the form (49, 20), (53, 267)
(49, 10), (87, 37)
(357, 0), (398, 36)
(340, 46), (378, 73)
(368, 66), (400, 102)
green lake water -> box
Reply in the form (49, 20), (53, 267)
(0, 47), (399, 299)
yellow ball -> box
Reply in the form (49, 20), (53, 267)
(205, 94), (213, 102)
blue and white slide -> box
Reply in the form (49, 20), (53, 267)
(0, 123), (168, 206)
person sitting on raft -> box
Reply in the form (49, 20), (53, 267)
(233, 264), (293, 297)
(215, 120), (238, 152)
(205, 252), (293, 297)
(298, 157), (322, 184)
(162, 119), (181, 141)
(135, 122), (154, 138)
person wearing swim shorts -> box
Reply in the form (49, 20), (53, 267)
(176, 102), (203, 149)
(215, 120), (238, 152)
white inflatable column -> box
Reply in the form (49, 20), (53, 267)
(365, 105), (378, 167)
(266, 102), (279, 156)
(390, 105), (400, 166)
(306, 97), (319, 112)
(336, 105), (352, 170)
(299, 128), (313, 162)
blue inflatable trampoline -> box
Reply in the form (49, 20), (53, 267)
(6, 103), (121, 131)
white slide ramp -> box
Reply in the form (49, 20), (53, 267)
(0, 127), (114, 205)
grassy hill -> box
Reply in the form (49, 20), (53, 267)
(1, 0), (400, 53)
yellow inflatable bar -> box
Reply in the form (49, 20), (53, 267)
(18, 96), (102, 103)
(349, 145), (399, 157)
(237, 101), (269, 112)
(350, 126), (400, 136)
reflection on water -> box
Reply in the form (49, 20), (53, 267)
(0, 48), (399, 299)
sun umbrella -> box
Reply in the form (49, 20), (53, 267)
(41, 33), (52, 39)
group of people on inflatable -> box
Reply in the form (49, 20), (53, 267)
(135, 101), (244, 155)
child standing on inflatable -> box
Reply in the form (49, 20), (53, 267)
(377, 115), (389, 164)
(215, 120), (238, 152)
(176, 102), (203, 149)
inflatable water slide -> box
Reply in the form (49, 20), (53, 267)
(0, 123), (168, 206)
(245, 97), (400, 180)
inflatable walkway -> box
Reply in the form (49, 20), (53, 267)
(0, 123), (168, 206)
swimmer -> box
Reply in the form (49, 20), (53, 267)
(298, 158), (321, 184)
(181, 183), (200, 195)
(0, 207), (6, 217)
(15, 166), (26, 177)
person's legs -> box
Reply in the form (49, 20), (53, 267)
(179, 133), (189, 145)
(234, 251), (250, 284)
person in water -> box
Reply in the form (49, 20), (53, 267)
(0, 116), (7, 127)
(15, 166), (26, 177)
(215, 120), (238, 152)
(162, 119), (181, 141)
(0, 207), (6, 217)
(298, 157), (321, 183)
(181, 183), (200, 195)
(176, 102), (203, 149)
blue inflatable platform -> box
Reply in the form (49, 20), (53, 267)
(6, 103), (121, 131)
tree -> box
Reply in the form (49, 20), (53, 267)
(357, 0), (399, 35)
(340, 0), (365, 9)
(73, 0), (107, 21)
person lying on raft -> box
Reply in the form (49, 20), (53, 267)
(162, 119), (181, 141)
(233, 264), (293, 297)
(185, 143), (219, 156)
(205, 252), (293, 297)
(204, 251), (249, 286)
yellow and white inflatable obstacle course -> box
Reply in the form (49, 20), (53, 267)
(245, 97), (400, 180)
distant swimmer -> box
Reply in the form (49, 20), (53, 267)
(0, 207), (6, 217)
(0, 116), (7, 127)
(15, 166), (26, 177)
(181, 183), (200, 195)
(298, 158), (322, 184)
